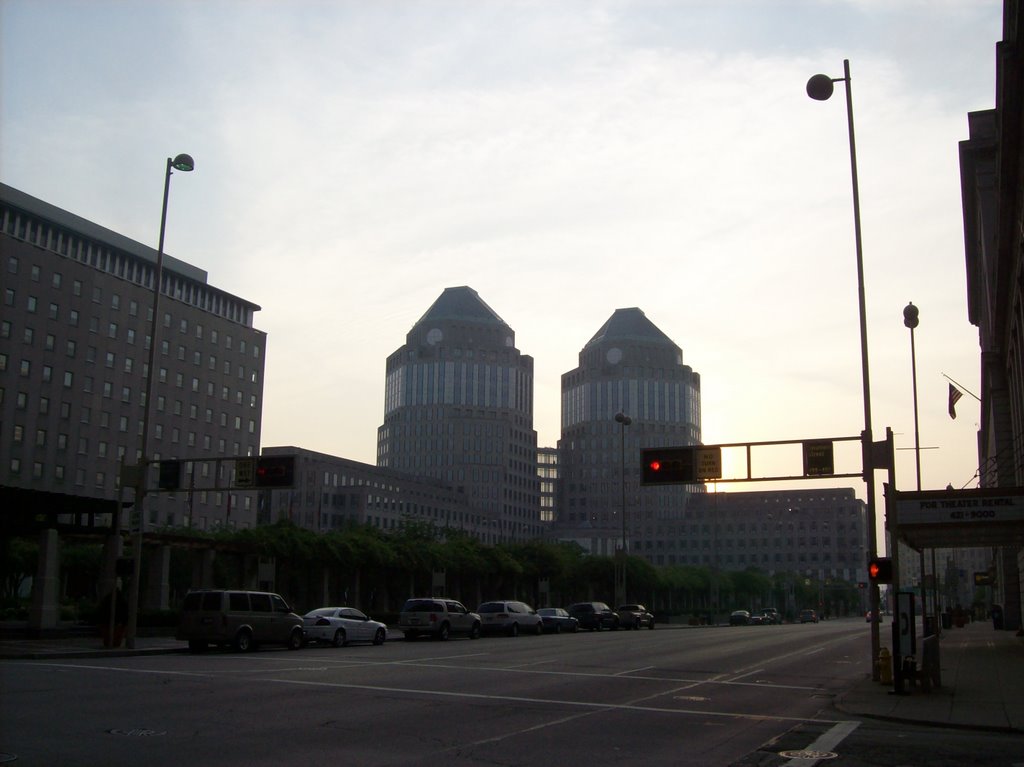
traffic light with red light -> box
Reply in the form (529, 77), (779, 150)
(867, 556), (893, 585)
(255, 455), (295, 488)
(641, 447), (696, 484)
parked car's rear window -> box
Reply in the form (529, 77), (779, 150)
(200, 592), (222, 610)
(229, 592), (249, 611)
(404, 600), (443, 612)
(182, 593), (202, 611)
(478, 603), (505, 613)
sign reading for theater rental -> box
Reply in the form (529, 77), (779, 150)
(894, 490), (1024, 526)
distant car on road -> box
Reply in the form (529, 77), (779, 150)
(567, 602), (619, 631)
(302, 607), (387, 647)
(616, 604), (655, 629)
(477, 600), (544, 636)
(399, 598), (481, 641)
(537, 607), (578, 634)
(759, 608), (781, 624)
(799, 609), (819, 624)
(729, 610), (752, 626)
(866, 610), (884, 623)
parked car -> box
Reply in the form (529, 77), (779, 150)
(759, 608), (781, 624)
(302, 607), (387, 647)
(537, 607), (578, 634)
(729, 610), (752, 626)
(749, 612), (764, 625)
(399, 598), (481, 641)
(866, 610), (884, 623)
(799, 609), (819, 624)
(616, 604), (655, 629)
(177, 589), (304, 653)
(567, 602), (619, 631)
(477, 600), (544, 636)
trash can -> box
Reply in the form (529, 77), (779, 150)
(991, 605), (1004, 630)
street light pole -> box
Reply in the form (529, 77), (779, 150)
(903, 303), (922, 491)
(807, 60), (881, 678)
(125, 154), (194, 648)
(614, 412), (631, 606)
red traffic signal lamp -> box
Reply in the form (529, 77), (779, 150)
(867, 556), (893, 585)
(255, 455), (295, 488)
(641, 447), (696, 484)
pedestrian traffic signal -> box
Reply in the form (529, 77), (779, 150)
(641, 447), (696, 484)
(157, 459), (183, 491)
(255, 455), (295, 488)
(867, 556), (893, 585)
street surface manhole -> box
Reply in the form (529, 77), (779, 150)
(779, 749), (838, 760)
(107, 728), (166, 737)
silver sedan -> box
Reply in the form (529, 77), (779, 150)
(302, 607), (387, 647)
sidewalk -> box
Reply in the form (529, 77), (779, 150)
(0, 623), (406, 659)
(836, 619), (1024, 733)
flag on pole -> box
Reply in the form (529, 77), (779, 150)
(948, 383), (963, 419)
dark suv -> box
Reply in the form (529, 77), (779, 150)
(567, 602), (619, 631)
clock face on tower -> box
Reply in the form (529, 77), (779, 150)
(426, 328), (443, 345)
(606, 347), (622, 364)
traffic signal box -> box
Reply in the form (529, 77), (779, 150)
(641, 447), (696, 484)
(157, 459), (183, 491)
(868, 556), (893, 585)
(255, 455), (295, 488)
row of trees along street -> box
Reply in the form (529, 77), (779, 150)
(2, 519), (863, 625)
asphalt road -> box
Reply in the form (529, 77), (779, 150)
(1, 619), (1019, 766)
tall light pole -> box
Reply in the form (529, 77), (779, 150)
(903, 302), (922, 491)
(614, 412), (631, 606)
(807, 61), (881, 678)
(125, 153), (194, 648)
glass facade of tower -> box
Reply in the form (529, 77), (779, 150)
(557, 308), (701, 557)
(377, 287), (540, 543)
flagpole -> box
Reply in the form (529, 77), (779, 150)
(941, 373), (981, 401)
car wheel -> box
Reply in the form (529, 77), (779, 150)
(332, 628), (346, 647)
(648, 620), (655, 630)
(233, 628), (253, 653)
(373, 627), (386, 645)
(571, 623), (578, 633)
(435, 622), (450, 641)
(509, 623), (519, 638)
(534, 621), (543, 635)
(469, 622), (481, 639)
(404, 630), (418, 641)
(187, 639), (207, 653)
(287, 628), (303, 651)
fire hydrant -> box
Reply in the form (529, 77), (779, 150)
(877, 647), (893, 684)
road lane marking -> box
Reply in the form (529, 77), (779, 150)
(782, 720), (860, 765)
(267, 675), (851, 726)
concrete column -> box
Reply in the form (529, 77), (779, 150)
(144, 545), (171, 610)
(191, 548), (216, 589)
(28, 528), (60, 635)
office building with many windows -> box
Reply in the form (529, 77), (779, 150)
(555, 307), (702, 556)
(376, 286), (541, 543)
(0, 183), (266, 530)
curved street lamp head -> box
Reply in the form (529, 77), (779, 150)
(171, 153), (195, 172)
(614, 412), (632, 426)
(806, 73), (836, 101)
(903, 302), (920, 329)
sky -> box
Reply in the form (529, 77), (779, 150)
(0, 1), (1003, 529)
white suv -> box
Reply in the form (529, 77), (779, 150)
(399, 598), (481, 641)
